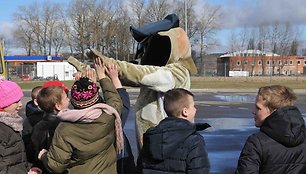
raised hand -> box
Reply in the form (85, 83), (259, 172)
(73, 72), (83, 81)
(86, 68), (97, 83)
(94, 57), (106, 80)
(106, 63), (122, 88)
(73, 68), (96, 83)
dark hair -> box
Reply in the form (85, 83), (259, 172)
(31, 86), (42, 100)
(37, 86), (65, 113)
(163, 88), (194, 117)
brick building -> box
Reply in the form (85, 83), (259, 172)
(217, 50), (306, 76)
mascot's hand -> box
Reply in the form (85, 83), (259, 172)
(68, 56), (90, 73)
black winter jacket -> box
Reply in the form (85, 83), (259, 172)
(25, 101), (44, 127)
(236, 106), (306, 174)
(22, 100), (44, 164)
(137, 117), (210, 174)
(31, 112), (60, 174)
(117, 88), (136, 174)
(0, 122), (29, 173)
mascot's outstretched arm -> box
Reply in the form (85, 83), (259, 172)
(69, 53), (178, 93)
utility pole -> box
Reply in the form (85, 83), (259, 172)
(184, 0), (187, 34)
(296, 57), (299, 81)
(224, 62), (227, 81)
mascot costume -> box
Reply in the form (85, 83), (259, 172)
(68, 14), (197, 150)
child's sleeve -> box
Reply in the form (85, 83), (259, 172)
(98, 78), (123, 116)
(41, 130), (73, 174)
(116, 88), (130, 127)
(236, 135), (262, 174)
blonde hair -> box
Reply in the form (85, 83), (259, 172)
(257, 85), (296, 111)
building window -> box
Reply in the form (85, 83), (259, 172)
(244, 60), (248, 65)
(237, 60), (241, 66)
(278, 60), (282, 65)
(266, 60), (270, 65)
(272, 60), (275, 65)
(297, 60), (301, 65)
(304, 60), (306, 65)
(289, 60), (293, 65)
(258, 60), (262, 65)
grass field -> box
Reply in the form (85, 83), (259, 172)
(191, 76), (306, 89)
(17, 76), (306, 90)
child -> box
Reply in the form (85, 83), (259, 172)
(236, 85), (306, 173)
(136, 88), (211, 174)
(22, 86), (44, 164)
(0, 80), (41, 174)
(107, 63), (136, 174)
(25, 86), (44, 124)
(38, 58), (123, 174)
(31, 81), (69, 174)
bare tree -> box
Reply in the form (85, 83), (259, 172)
(12, 0), (223, 65)
(67, 0), (95, 60)
(14, 2), (42, 55)
(13, 23), (34, 55)
(14, 2), (65, 56)
(129, 0), (146, 27)
(144, 0), (170, 22)
(128, 0), (146, 54)
(194, 2), (221, 75)
(115, 5), (133, 61)
(171, 0), (197, 38)
(257, 24), (269, 75)
(289, 39), (299, 56)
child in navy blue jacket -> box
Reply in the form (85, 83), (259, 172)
(137, 88), (210, 174)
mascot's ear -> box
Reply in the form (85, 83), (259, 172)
(130, 13), (179, 42)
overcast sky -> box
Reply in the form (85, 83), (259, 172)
(208, 0), (306, 28)
(1, 0), (306, 54)
(207, 0), (306, 52)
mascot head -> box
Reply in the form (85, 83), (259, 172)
(130, 14), (197, 74)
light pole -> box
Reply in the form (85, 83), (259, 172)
(296, 58), (299, 81)
(269, 55), (272, 82)
(224, 62), (227, 79)
(184, 0), (187, 33)
(114, 36), (118, 60)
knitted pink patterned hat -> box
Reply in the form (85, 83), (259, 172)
(70, 77), (101, 109)
(0, 80), (24, 109)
